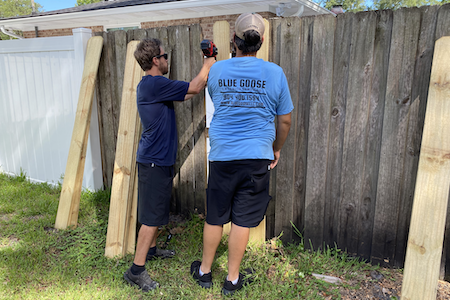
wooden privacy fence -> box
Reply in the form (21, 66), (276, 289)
(93, 4), (450, 273)
(265, 4), (450, 273)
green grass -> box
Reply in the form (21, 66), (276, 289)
(0, 172), (390, 299)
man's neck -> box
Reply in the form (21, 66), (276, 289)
(235, 50), (257, 57)
(145, 66), (162, 76)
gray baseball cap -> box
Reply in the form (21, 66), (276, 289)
(235, 12), (265, 40)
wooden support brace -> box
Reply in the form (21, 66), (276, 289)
(105, 41), (143, 258)
(55, 36), (103, 230)
(401, 36), (450, 300)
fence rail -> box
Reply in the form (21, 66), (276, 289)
(93, 4), (450, 277)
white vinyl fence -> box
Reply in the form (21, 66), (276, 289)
(0, 28), (102, 190)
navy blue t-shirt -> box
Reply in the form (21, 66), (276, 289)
(136, 75), (189, 166)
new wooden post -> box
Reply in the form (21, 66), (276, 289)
(401, 36), (450, 300)
(55, 36), (103, 230)
(213, 19), (270, 244)
(105, 41), (143, 258)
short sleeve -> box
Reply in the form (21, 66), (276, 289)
(276, 71), (294, 115)
(156, 77), (189, 102)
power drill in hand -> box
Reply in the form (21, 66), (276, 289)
(201, 39), (218, 58)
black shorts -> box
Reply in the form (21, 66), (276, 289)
(137, 162), (174, 227)
(206, 159), (271, 228)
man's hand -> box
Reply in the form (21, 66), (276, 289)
(270, 113), (291, 169)
(270, 150), (281, 169)
(204, 56), (216, 68)
(185, 57), (216, 99)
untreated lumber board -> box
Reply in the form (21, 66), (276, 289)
(213, 20), (232, 237)
(249, 18), (270, 244)
(401, 36), (450, 300)
(54, 36), (103, 230)
(105, 41), (143, 258)
(213, 21), (231, 61)
(212, 19), (268, 243)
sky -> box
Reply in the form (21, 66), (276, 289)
(37, 0), (79, 12)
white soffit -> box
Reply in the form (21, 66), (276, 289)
(0, 0), (331, 31)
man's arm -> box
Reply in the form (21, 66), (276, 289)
(184, 57), (216, 100)
(271, 113), (292, 169)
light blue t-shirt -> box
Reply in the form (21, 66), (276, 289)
(208, 56), (293, 161)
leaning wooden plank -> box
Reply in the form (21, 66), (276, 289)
(105, 40), (143, 258)
(54, 36), (103, 230)
(125, 168), (139, 254)
(249, 18), (270, 245)
(213, 20), (232, 236)
(401, 36), (450, 300)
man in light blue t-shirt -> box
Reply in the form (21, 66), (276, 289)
(191, 13), (294, 295)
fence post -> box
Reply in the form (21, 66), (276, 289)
(73, 28), (103, 191)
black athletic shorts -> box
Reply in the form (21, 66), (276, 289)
(206, 159), (272, 228)
(137, 162), (174, 227)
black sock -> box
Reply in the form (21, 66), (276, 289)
(130, 263), (145, 275)
(148, 246), (157, 256)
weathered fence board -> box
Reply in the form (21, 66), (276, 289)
(291, 16), (314, 244)
(323, 12), (352, 249)
(338, 11), (378, 258)
(372, 8), (422, 265)
(190, 24), (207, 215)
(170, 25), (195, 216)
(266, 18), (282, 239)
(95, 31), (115, 188)
(274, 18), (302, 243)
(358, 9), (392, 261)
(394, 5), (440, 267)
(304, 14), (335, 249)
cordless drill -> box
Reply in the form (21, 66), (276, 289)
(201, 39), (218, 58)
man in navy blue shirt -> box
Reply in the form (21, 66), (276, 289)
(123, 38), (215, 292)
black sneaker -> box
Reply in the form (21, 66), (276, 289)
(222, 269), (254, 296)
(123, 267), (159, 292)
(191, 260), (213, 288)
(146, 248), (176, 261)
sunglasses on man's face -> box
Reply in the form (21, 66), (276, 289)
(155, 53), (168, 60)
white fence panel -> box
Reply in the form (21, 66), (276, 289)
(0, 28), (102, 190)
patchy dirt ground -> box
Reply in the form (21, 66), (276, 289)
(335, 268), (450, 300)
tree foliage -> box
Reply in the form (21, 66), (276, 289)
(370, 0), (449, 10)
(0, 0), (42, 18)
(76, 0), (103, 6)
(0, 0), (43, 40)
(319, 0), (450, 12)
